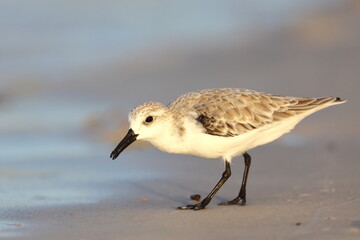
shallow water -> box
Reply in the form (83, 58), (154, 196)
(0, 96), (161, 213)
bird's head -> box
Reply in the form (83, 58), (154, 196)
(110, 102), (169, 160)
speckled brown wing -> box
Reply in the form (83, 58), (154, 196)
(193, 92), (275, 137)
(192, 91), (340, 137)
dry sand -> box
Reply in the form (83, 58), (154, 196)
(1, 1), (360, 239)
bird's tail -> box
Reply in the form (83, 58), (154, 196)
(313, 96), (347, 106)
(285, 96), (346, 116)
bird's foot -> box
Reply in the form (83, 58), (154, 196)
(219, 196), (246, 206)
(177, 203), (206, 210)
(177, 200), (209, 210)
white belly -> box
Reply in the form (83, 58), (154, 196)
(181, 114), (309, 161)
(148, 113), (310, 162)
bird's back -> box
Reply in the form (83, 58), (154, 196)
(168, 88), (345, 137)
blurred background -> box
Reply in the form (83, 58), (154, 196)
(0, 0), (359, 237)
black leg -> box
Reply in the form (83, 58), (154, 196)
(178, 161), (231, 210)
(219, 152), (251, 206)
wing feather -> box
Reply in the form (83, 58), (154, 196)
(169, 89), (341, 137)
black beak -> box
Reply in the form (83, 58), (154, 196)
(110, 128), (138, 160)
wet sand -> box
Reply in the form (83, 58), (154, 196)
(3, 138), (359, 240)
(1, 1), (360, 239)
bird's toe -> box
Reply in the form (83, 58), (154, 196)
(219, 196), (246, 206)
(177, 203), (206, 210)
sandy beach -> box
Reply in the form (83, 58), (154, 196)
(1, 0), (359, 239)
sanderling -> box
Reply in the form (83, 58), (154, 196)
(110, 88), (345, 210)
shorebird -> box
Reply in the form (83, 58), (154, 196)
(110, 88), (345, 210)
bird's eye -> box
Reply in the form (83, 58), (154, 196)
(145, 116), (153, 123)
